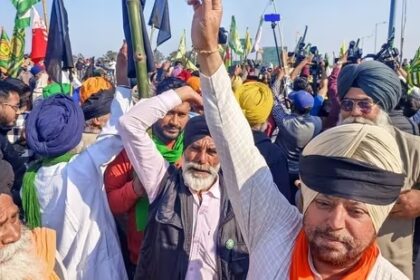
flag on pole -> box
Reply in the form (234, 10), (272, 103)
(11, 0), (40, 29)
(30, 7), (48, 64)
(251, 16), (264, 53)
(8, 0), (40, 77)
(244, 28), (252, 57)
(174, 30), (186, 60)
(228, 16), (244, 55)
(339, 41), (347, 57)
(148, 0), (171, 46)
(0, 29), (11, 74)
(408, 46), (420, 88)
(44, 0), (74, 83)
(122, 0), (155, 78)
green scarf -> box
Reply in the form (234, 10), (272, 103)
(22, 153), (74, 229)
(151, 132), (184, 164)
(135, 133), (184, 231)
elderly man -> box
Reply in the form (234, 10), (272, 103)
(337, 60), (420, 278)
(0, 155), (65, 280)
(118, 85), (249, 279)
(187, 0), (408, 279)
(21, 90), (130, 279)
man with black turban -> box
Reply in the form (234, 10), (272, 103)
(22, 89), (131, 279)
(337, 60), (420, 278)
(78, 89), (115, 152)
(118, 84), (250, 279)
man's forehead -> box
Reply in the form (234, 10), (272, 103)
(191, 136), (215, 147)
(344, 87), (373, 101)
(316, 193), (366, 206)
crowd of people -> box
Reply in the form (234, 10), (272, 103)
(1, 0), (420, 279)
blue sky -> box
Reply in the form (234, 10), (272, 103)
(1, 0), (419, 61)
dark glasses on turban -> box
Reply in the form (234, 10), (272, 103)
(340, 98), (375, 114)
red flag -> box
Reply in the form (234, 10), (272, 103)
(224, 46), (232, 67)
(30, 8), (48, 64)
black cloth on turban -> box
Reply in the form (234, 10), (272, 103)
(26, 94), (85, 157)
(184, 115), (211, 150)
(0, 158), (14, 196)
(82, 88), (115, 120)
(156, 77), (186, 95)
(338, 61), (402, 112)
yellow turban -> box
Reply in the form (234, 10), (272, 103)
(231, 76), (243, 92)
(234, 82), (274, 126)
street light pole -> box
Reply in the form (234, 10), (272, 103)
(374, 21), (387, 53)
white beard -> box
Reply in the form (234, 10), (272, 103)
(182, 161), (221, 193)
(0, 226), (46, 280)
(338, 109), (392, 130)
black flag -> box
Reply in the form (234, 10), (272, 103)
(148, 0), (171, 46)
(44, 0), (74, 83)
(122, 0), (155, 79)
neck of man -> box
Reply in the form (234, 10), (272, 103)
(311, 254), (361, 280)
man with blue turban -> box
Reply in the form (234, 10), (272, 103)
(337, 60), (420, 279)
(22, 89), (131, 279)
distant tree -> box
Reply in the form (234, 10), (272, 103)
(102, 50), (118, 62)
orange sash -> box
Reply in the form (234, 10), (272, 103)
(32, 228), (60, 280)
(290, 230), (379, 280)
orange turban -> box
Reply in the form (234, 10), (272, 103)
(80, 77), (113, 104)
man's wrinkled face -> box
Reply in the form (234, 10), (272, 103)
(154, 102), (190, 142)
(303, 194), (376, 267)
(0, 92), (20, 127)
(182, 136), (220, 193)
(339, 88), (381, 124)
(0, 194), (21, 250)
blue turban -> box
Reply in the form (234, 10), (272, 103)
(338, 61), (402, 112)
(26, 94), (85, 157)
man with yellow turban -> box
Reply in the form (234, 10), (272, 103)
(234, 82), (291, 202)
(189, 0), (408, 278)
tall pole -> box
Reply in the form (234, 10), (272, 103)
(400, 0), (407, 63)
(388, 0), (397, 42)
(42, 0), (49, 31)
(126, 0), (150, 98)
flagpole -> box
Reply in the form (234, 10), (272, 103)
(42, 0), (49, 32)
(127, 0), (150, 98)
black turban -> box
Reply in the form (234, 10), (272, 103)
(82, 89), (115, 120)
(0, 158), (14, 196)
(184, 116), (211, 150)
(338, 61), (402, 112)
(156, 77), (186, 95)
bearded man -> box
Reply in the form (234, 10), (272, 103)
(337, 60), (420, 279)
(0, 155), (65, 280)
(119, 86), (249, 279)
(187, 0), (408, 278)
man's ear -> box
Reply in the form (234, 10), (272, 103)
(294, 179), (302, 189)
(92, 117), (101, 127)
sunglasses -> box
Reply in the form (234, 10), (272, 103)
(340, 99), (375, 114)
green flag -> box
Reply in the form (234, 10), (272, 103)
(8, 0), (40, 77)
(0, 29), (11, 74)
(408, 46), (420, 88)
(11, 0), (40, 29)
(175, 30), (186, 60)
(228, 16), (244, 55)
(8, 28), (26, 77)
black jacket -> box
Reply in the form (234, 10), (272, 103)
(135, 166), (249, 280)
(253, 130), (291, 203)
(390, 109), (419, 136)
(0, 133), (26, 206)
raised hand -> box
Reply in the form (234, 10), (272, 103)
(188, 0), (222, 53)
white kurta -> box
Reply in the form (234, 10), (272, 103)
(32, 87), (133, 280)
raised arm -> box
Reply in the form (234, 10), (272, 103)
(189, 0), (301, 251)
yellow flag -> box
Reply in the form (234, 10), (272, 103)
(0, 28), (11, 74)
(339, 41), (347, 57)
(175, 30), (186, 59)
(244, 28), (252, 57)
